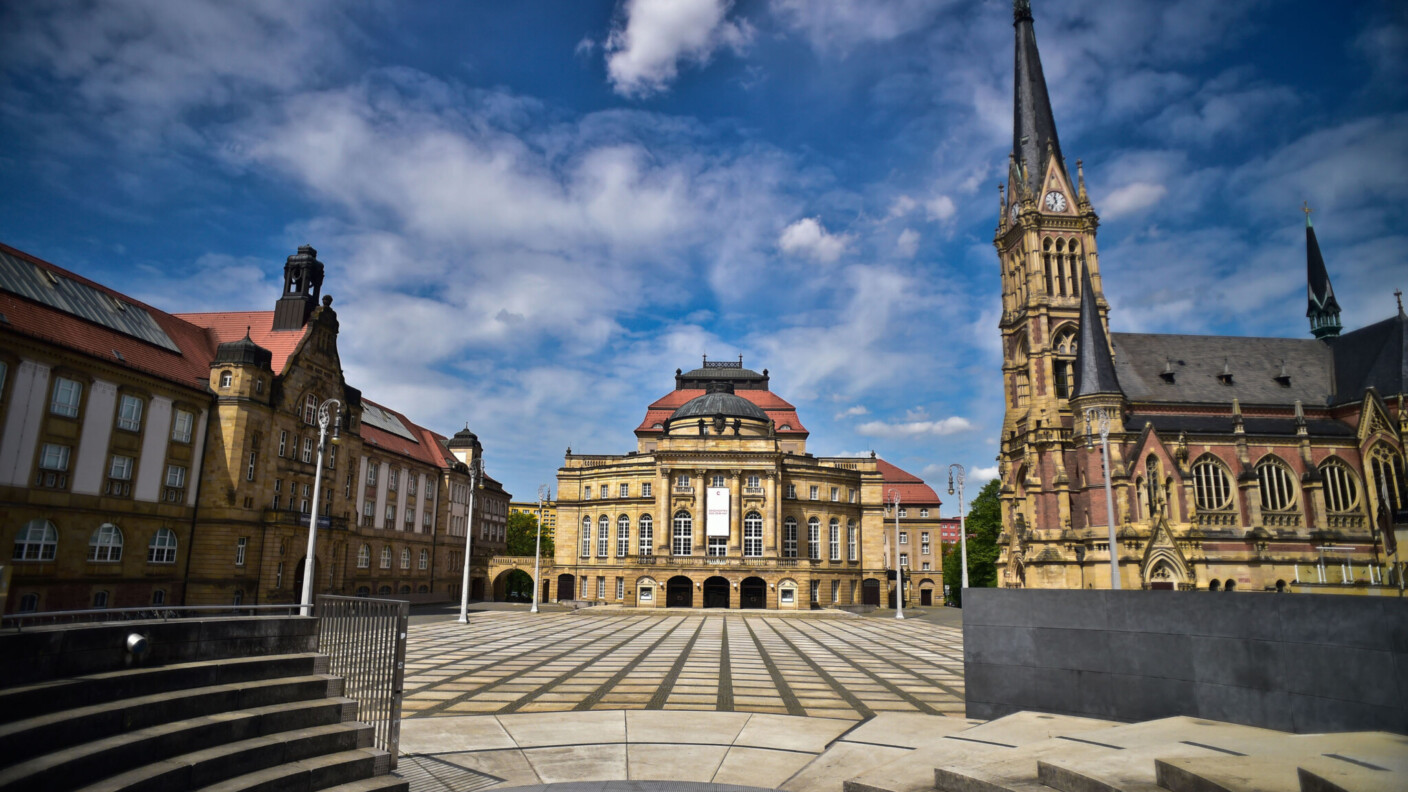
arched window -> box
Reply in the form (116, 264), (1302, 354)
(1192, 457), (1234, 512)
(847, 520), (858, 561)
(13, 519), (58, 561)
(357, 544), (370, 568)
(356, 586), (370, 597)
(219, 370), (232, 389)
(638, 514), (654, 557)
(829, 518), (841, 561)
(1042, 237), (1057, 296)
(1012, 338), (1030, 408)
(783, 517), (798, 558)
(1145, 455), (1164, 516)
(598, 515), (610, 556)
(1052, 325), (1078, 399)
(807, 517), (821, 560)
(1257, 458), (1298, 512)
(1320, 460), (1360, 513)
(147, 528), (178, 564)
(1368, 446), (1407, 515)
(399, 585), (411, 594)
(1067, 240), (1081, 297)
(380, 546), (392, 569)
(89, 523), (123, 562)
(672, 511), (693, 555)
(400, 548), (410, 569)
(419, 548), (429, 570)
(580, 516), (592, 557)
(617, 514), (630, 556)
(378, 585), (391, 596)
(744, 512), (763, 557)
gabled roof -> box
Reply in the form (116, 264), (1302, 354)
(876, 459), (942, 507)
(175, 310), (309, 375)
(1332, 309), (1407, 401)
(1112, 333), (1332, 406)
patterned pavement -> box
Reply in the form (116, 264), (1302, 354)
(401, 611), (965, 721)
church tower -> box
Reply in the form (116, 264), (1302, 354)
(272, 244), (325, 331)
(1304, 208), (1342, 340)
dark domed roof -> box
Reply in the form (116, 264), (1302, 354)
(447, 424), (480, 448)
(213, 330), (273, 368)
(672, 390), (768, 422)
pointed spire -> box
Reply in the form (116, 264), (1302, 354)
(1012, 0), (1066, 198)
(1304, 202), (1341, 340)
(1071, 261), (1121, 398)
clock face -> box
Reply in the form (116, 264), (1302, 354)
(1043, 191), (1068, 212)
(1009, 203), (1020, 223)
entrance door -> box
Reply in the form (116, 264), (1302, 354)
(666, 576), (693, 607)
(740, 577), (766, 609)
(920, 589), (933, 606)
(703, 576), (729, 608)
(557, 573), (575, 600)
(862, 578), (880, 606)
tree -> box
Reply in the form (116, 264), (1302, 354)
(506, 511), (554, 557)
(943, 477), (1002, 606)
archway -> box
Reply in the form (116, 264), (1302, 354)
(666, 575), (693, 607)
(703, 576), (729, 609)
(493, 569), (533, 602)
(740, 577), (766, 609)
(557, 573), (575, 600)
(862, 578), (881, 606)
(1225, 579), (1236, 591)
(1147, 560), (1177, 590)
(1209, 580), (1221, 591)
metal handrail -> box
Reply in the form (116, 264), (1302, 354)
(1, 603), (306, 631)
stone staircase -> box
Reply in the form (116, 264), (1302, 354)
(0, 651), (407, 792)
(830, 712), (1407, 792)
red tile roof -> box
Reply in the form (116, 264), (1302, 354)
(635, 388), (808, 434)
(356, 399), (449, 469)
(877, 459), (942, 507)
(174, 310), (308, 375)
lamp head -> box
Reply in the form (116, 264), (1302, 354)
(330, 411), (342, 444)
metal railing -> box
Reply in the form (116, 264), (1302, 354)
(315, 595), (408, 769)
(0, 603), (305, 630)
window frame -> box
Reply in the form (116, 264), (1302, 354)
(50, 376), (82, 417)
(116, 394), (144, 432)
(147, 528), (178, 564)
(88, 523), (123, 562)
(743, 511), (763, 558)
(1192, 457), (1235, 512)
(672, 510), (693, 556)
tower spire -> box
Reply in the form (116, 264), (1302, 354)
(1012, 0), (1065, 199)
(1071, 262), (1121, 398)
(1304, 203), (1341, 340)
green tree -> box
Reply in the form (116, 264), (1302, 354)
(942, 477), (1002, 606)
(506, 511), (554, 557)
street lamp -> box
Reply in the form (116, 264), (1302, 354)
(532, 484), (549, 614)
(301, 398), (342, 616)
(457, 457), (483, 624)
(947, 464), (970, 591)
(1083, 406), (1122, 589)
(888, 488), (904, 620)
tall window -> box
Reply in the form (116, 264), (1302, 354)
(1369, 446), (1407, 515)
(809, 485), (818, 500)
(708, 535), (726, 556)
(921, 531), (931, 554)
(711, 474), (725, 487)
(847, 521), (857, 561)
(172, 409), (194, 443)
(807, 517), (820, 560)
(117, 394), (144, 431)
(830, 487), (839, 502)
(744, 512), (763, 557)
(1257, 458), (1298, 512)
(783, 517), (798, 558)
(672, 511), (693, 555)
(163, 464), (187, 502)
(419, 549), (429, 570)
(598, 515), (609, 556)
(37, 443), (70, 488)
(147, 528), (178, 564)
(1320, 461), (1360, 513)
(367, 461), (378, 485)
(747, 474), (760, 488)
(89, 524), (123, 562)
(50, 376), (82, 417)
(14, 520), (58, 561)
(1192, 458), (1234, 512)
(235, 536), (247, 566)
(1012, 339), (1030, 408)
(400, 548), (410, 569)
(304, 393), (319, 424)
(107, 454), (134, 496)
(787, 484), (797, 499)
(829, 518), (840, 560)
(1052, 326), (1078, 400)
(300, 437), (313, 463)
(619, 483), (629, 498)
(581, 516), (592, 556)
(380, 546), (391, 569)
(642, 482), (652, 497)
(639, 514), (654, 557)
(357, 544), (370, 568)
(617, 515), (630, 556)
(677, 474), (690, 487)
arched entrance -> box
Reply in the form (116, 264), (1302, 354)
(557, 573), (575, 600)
(740, 577), (766, 609)
(862, 578), (881, 606)
(666, 575), (693, 607)
(493, 569), (533, 602)
(703, 576), (729, 608)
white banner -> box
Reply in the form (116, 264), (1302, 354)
(706, 487), (730, 537)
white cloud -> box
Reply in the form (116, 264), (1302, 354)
(895, 228), (919, 258)
(886, 194), (917, 219)
(778, 216), (850, 263)
(855, 416), (972, 438)
(1101, 182), (1167, 219)
(971, 465), (999, 483)
(604, 0), (752, 98)
(770, 0), (957, 53)
(925, 194), (956, 222)
(834, 405), (869, 419)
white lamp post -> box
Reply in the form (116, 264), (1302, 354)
(532, 484), (548, 613)
(301, 398), (342, 616)
(1084, 406), (1122, 589)
(888, 488), (904, 620)
(947, 464), (970, 591)
(457, 458), (483, 624)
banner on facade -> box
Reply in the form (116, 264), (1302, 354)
(706, 487), (730, 536)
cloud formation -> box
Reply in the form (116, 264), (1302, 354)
(856, 417), (973, 438)
(778, 217), (851, 263)
(604, 0), (751, 98)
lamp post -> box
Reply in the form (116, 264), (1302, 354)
(947, 464), (970, 591)
(888, 488), (904, 620)
(532, 484), (548, 614)
(457, 458), (483, 624)
(301, 398), (342, 616)
(1083, 406), (1122, 589)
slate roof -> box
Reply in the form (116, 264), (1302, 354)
(1332, 309), (1407, 402)
(678, 365), (766, 380)
(1111, 333), (1334, 406)
(1127, 413), (1355, 437)
(1011, 0), (1064, 197)
(876, 459), (942, 507)
(1072, 264), (1121, 398)
(672, 391), (769, 422)
(1305, 218), (1340, 319)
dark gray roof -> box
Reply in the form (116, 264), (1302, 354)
(213, 332), (272, 368)
(1305, 219), (1340, 321)
(672, 392), (768, 422)
(1011, 0), (1064, 198)
(1111, 333), (1334, 406)
(1072, 265), (1121, 398)
(1332, 310), (1407, 401)
(446, 425), (479, 449)
(678, 365), (765, 380)
(1129, 413), (1355, 437)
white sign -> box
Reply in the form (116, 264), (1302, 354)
(706, 487), (730, 537)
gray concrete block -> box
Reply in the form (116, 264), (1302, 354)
(1107, 629), (1195, 681)
(1188, 636), (1279, 691)
(1276, 596), (1397, 653)
(1031, 628), (1111, 674)
(1274, 643), (1397, 703)
(1103, 671), (1196, 723)
(1190, 681), (1294, 732)
(963, 625), (1037, 667)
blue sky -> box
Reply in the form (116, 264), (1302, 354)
(2, 0), (1405, 508)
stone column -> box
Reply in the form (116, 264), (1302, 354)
(764, 471), (777, 555)
(656, 467), (670, 556)
(729, 468), (742, 555)
(694, 467), (707, 555)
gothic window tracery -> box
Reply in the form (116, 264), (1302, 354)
(1192, 456), (1234, 512)
(1320, 460), (1359, 513)
(1368, 446), (1407, 514)
(1256, 457), (1298, 512)
(1052, 325), (1077, 399)
(1012, 338), (1030, 408)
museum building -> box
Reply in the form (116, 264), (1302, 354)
(519, 358), (947, 609)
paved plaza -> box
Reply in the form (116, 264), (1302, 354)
(402, 610), (966, 721)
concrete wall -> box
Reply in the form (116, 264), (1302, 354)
(963, 589), (1408, 734)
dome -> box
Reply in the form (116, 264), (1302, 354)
(447, 424), (480, 449)
(213, 330), (273, 368)
(672, 390), (768, 422)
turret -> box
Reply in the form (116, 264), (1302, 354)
(1304, 206), (1341, 340)
(272, 245), (325, 331)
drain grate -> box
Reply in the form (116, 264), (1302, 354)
(395, 755), (504, 792)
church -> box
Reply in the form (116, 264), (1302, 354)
(995, 1), (1406, 593)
